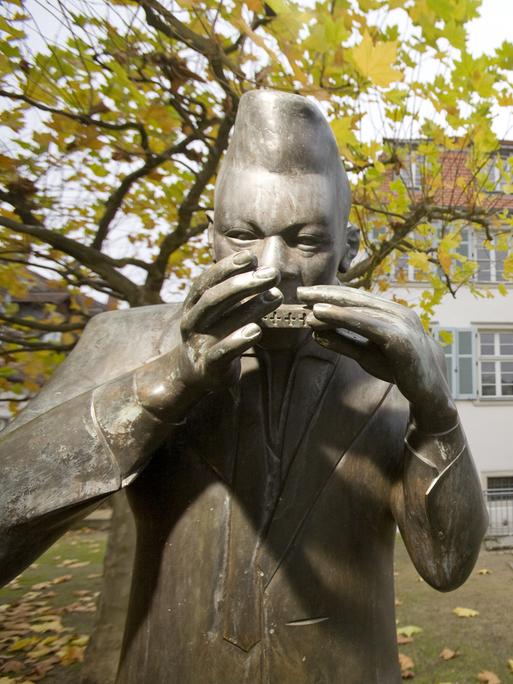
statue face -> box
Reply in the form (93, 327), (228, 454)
(212, 167), (347, 304)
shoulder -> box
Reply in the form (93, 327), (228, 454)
(13, 303), (183, 425)
(81, 302), (182, 356)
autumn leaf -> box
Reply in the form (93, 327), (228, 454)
(477, 568), (492, 575)
(453, 606), (479, 618)
(477, 671), (501, 684)
(399, 652), (415, 679)
(397, 625), (423, 638)
(440, 647), (459, 660)
(352, 31), (404, 87)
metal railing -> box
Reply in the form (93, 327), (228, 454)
(483, 488), (513, 537)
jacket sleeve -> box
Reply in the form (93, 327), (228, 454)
(0, 306), (183, 586)
(392, 418), (488, 591)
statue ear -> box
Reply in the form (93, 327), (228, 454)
(339, 223), (360, 273)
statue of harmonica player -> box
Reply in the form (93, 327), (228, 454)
(0, 90), (487, 683)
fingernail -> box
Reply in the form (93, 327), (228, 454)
(233, 251), (254, 266)
(262, 288), (282, 302)
(254, 266), (277, 279)
(313, 303), (332, 313)
(242, 323), (261, 338)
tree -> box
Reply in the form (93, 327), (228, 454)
(1, 0), (512, 680)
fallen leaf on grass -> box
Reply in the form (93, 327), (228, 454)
(453, 607), (479, 618)
(508, 660), (513, 673)
(477, 671), (501, 684)
(8, 637), (39, 652)
(31, 620), (65, 634)
(51, 575), (72, 585)
(399, 653), (415, 679)
(57, 644), (85, 666)
(397, 634), (413, 645)
(477, 568), (492, 575)
(397, 625), (423, 638)
(440, 648), (458, 660)
(0, 661), (23, 674)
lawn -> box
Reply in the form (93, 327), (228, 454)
(0, 530), (511, 683)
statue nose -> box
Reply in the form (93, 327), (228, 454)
(258, 236), (294, 277)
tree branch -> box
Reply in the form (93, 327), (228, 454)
(144, 112), (234, 295)
(0, 216), (142, 305)
(0, 88), (150, 152)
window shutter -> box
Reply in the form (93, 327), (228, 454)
(433, 327), (476, 399)
(456, 329), (475, 398)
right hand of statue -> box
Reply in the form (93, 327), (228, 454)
(177, 250), (282, 392)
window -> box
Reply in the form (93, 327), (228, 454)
(434, 328), (475, 399)
(486, 476), (513, 501)
(478, 331), (513, 398)
(484, 154), (512, 193)
(399, 154), (424, 190)
(475, 241), (509, 282)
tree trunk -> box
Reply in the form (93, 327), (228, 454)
(80, 491), (136, 684)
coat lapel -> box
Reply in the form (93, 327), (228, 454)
(258, 355), (392, 587)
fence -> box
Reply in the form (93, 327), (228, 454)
(483, 488), (513, 537)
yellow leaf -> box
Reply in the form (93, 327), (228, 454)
(8, 637), (39, 652)
(397, 625), (423, 638)
(453, 606), (479, 617)
(477, 671), (501, 684)
(408, 251), (431, 273)
(440, 647), (458, 660)
(477, 568), (492, 575)
(398, 652), (415, 677)
(352, 31), (403, 87)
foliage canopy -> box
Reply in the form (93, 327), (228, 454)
(0, 0), (512, 405)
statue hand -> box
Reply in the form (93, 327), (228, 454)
(178, 250), (282, 392)
(297, 285), (457, 433)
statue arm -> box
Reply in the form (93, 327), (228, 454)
(0, 347), (196, 587)
(391, 419), (488, 591)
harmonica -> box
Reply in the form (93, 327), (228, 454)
(261, 304), (310, 328)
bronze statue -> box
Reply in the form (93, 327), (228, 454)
(0, 90), (487, 683)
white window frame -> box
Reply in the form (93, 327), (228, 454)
(477, 330), (513, 399)
(484, 154), (511, 193)
(399, 154), (424, 190)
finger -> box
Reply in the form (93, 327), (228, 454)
(313, 330), (394, 383)
(182, 266), (280, 334)
(184, 250), (257, 312)
(211, 288), (283, 333)
(311, 303), (408, 348)
(297, 284), (411, 318)
(206, 323), (262, 372)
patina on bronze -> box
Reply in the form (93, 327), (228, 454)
(0, 90), (487, 683)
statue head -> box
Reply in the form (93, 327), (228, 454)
(211, 89), (359, 304)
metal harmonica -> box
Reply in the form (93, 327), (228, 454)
(261, 304), (310, 329)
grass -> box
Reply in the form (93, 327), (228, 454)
(0, 530), (511, 683)
(395, 537), (513, 683)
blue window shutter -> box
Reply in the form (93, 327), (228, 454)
(456, 329), (475, 398)
(433, 327), (476, 399)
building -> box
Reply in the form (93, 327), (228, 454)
(384, 140), (513, 537)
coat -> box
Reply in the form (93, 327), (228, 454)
(0, 304), (488, 683)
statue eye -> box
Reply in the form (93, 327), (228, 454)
(295, 234), (323, 250)
(225, 229), (256, 241)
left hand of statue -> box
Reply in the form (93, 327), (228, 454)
(297, 285), (457, 433)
